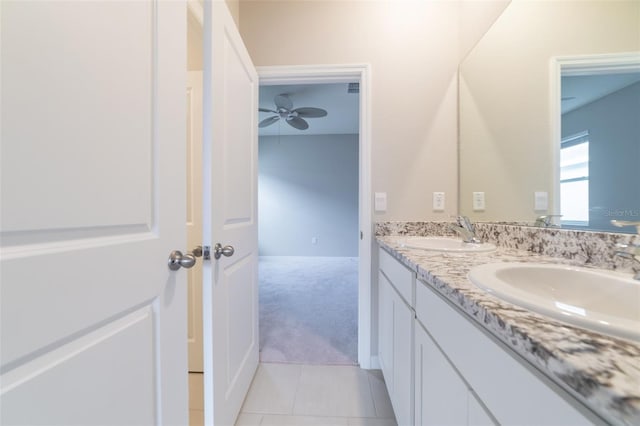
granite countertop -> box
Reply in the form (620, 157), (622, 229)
(377, 235), (640, 426)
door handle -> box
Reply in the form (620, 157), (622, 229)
(167, 246), (202, 271)
(213, 243), (234, 260)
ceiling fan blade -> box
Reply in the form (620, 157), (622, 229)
(274, 94), (293, 111)
(292, 107), (327, 118)
(286, 116), (309, 130)
(259, 107), (277, 113)
(259, 116), (280, 128)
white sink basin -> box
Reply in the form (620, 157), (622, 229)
(468, 262), (640, 342)
(402, 237), (496, 253)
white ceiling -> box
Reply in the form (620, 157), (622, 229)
(258, 83), (360, 136)
(561, 72), (640, 114)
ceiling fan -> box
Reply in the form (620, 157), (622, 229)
(259, 94), (328, 130)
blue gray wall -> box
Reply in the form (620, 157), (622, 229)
(259, 134), (359, 256)
(562, 81), (640, 233)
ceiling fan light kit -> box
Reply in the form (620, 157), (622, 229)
(259, 94), (328, 130)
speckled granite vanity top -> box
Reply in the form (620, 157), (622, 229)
(376, 227), (640, 426)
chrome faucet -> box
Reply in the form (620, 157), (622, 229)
(611, 220), (640, 280)
(534, 215), (562, 228)
(450, 215), (482, 244)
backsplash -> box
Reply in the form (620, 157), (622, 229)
(375, 221), (638, 273)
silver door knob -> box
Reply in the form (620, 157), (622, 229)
(168, 250), (197, 271)
(213, 243), (234, 260)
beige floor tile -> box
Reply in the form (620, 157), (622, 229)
(241, 363), (302, 414)
(293, 365), (377, 418)
(261, 414), (349, 426)
(235, 413), (263, 426)
(347, 417), (398, 426)
(365, 370), (395, 419)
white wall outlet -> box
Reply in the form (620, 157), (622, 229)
(473, 192), (485, 211)
(534, 191), (548, 211)
(433, 192), (445, 211)
(311, 236), (318, 245)
(374, 192), (387, 212)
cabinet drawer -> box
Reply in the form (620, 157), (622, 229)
(415, 280), (596, 425)
(379, 247), (414, 306)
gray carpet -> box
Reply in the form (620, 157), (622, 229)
(259, 256), (358, 365)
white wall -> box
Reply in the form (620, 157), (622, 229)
(562, 82), (640, 232)
(259, 134), (359, 256)
(241, 0), (501, 221)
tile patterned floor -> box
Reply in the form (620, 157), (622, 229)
(235, 363), (397, 426)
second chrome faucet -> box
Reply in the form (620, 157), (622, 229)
(450, 215), (483, 244)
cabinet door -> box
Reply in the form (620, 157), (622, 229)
(468, 391), (496, 426)
(414, 321), (467, 426)
(416, 281), (592, 425)
(378, 272), (394, 388)
(393, 290), (414, 426)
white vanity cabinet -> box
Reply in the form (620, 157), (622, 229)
(377, 244), (601, 426)
(378, 248), (415, 426)
(414, 320), (495, 426)
(415, 278), (599, 426)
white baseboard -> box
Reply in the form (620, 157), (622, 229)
(368, 355), (381, 370)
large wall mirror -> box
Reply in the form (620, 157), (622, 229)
(459, 0), (640, 234)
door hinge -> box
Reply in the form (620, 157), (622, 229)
(360, 231), (364, 240)
(203, 245), (211, 260)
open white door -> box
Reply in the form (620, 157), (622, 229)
(1, 1), (188, 424)
(202, 1), (259, 425)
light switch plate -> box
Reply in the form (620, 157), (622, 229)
(473, 192), (485, 211)
(534, 191), (548, 211)
(374, 192), (387, 212)
(433, 192), (445, 211)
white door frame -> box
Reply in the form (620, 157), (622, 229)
(550, 52), (640, 217)
(257, 64), (373, 368)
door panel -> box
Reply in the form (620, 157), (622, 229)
(2, 308), (155, 425)
(0, 1), (187, 424)
(221, 38), (255, 223)
(1, 1), (153, 234)
(202, 1), (259, 425)
(226, 255), (257, 381)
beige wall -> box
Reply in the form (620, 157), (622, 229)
(187, 9), (202, 71)
(239, 0), (507, 221)
(226, 0), (240, 27)
(459, 1), (640, 222)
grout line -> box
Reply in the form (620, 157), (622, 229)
(365, 371), (379, 418)
(365, 370), (382, 419)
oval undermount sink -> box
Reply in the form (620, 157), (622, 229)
(468, 262), (640, 342)
(402, 237), (496, 253)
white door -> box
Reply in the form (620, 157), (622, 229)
(0, 1), (188, 425)
(202, 1), (259, 425)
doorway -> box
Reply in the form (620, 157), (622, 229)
(259, 66), (373, 369)
(551, 53), (640, 233)
(258, 83), (360, 364)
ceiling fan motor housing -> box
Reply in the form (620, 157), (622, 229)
(259, 94), (327, 131)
